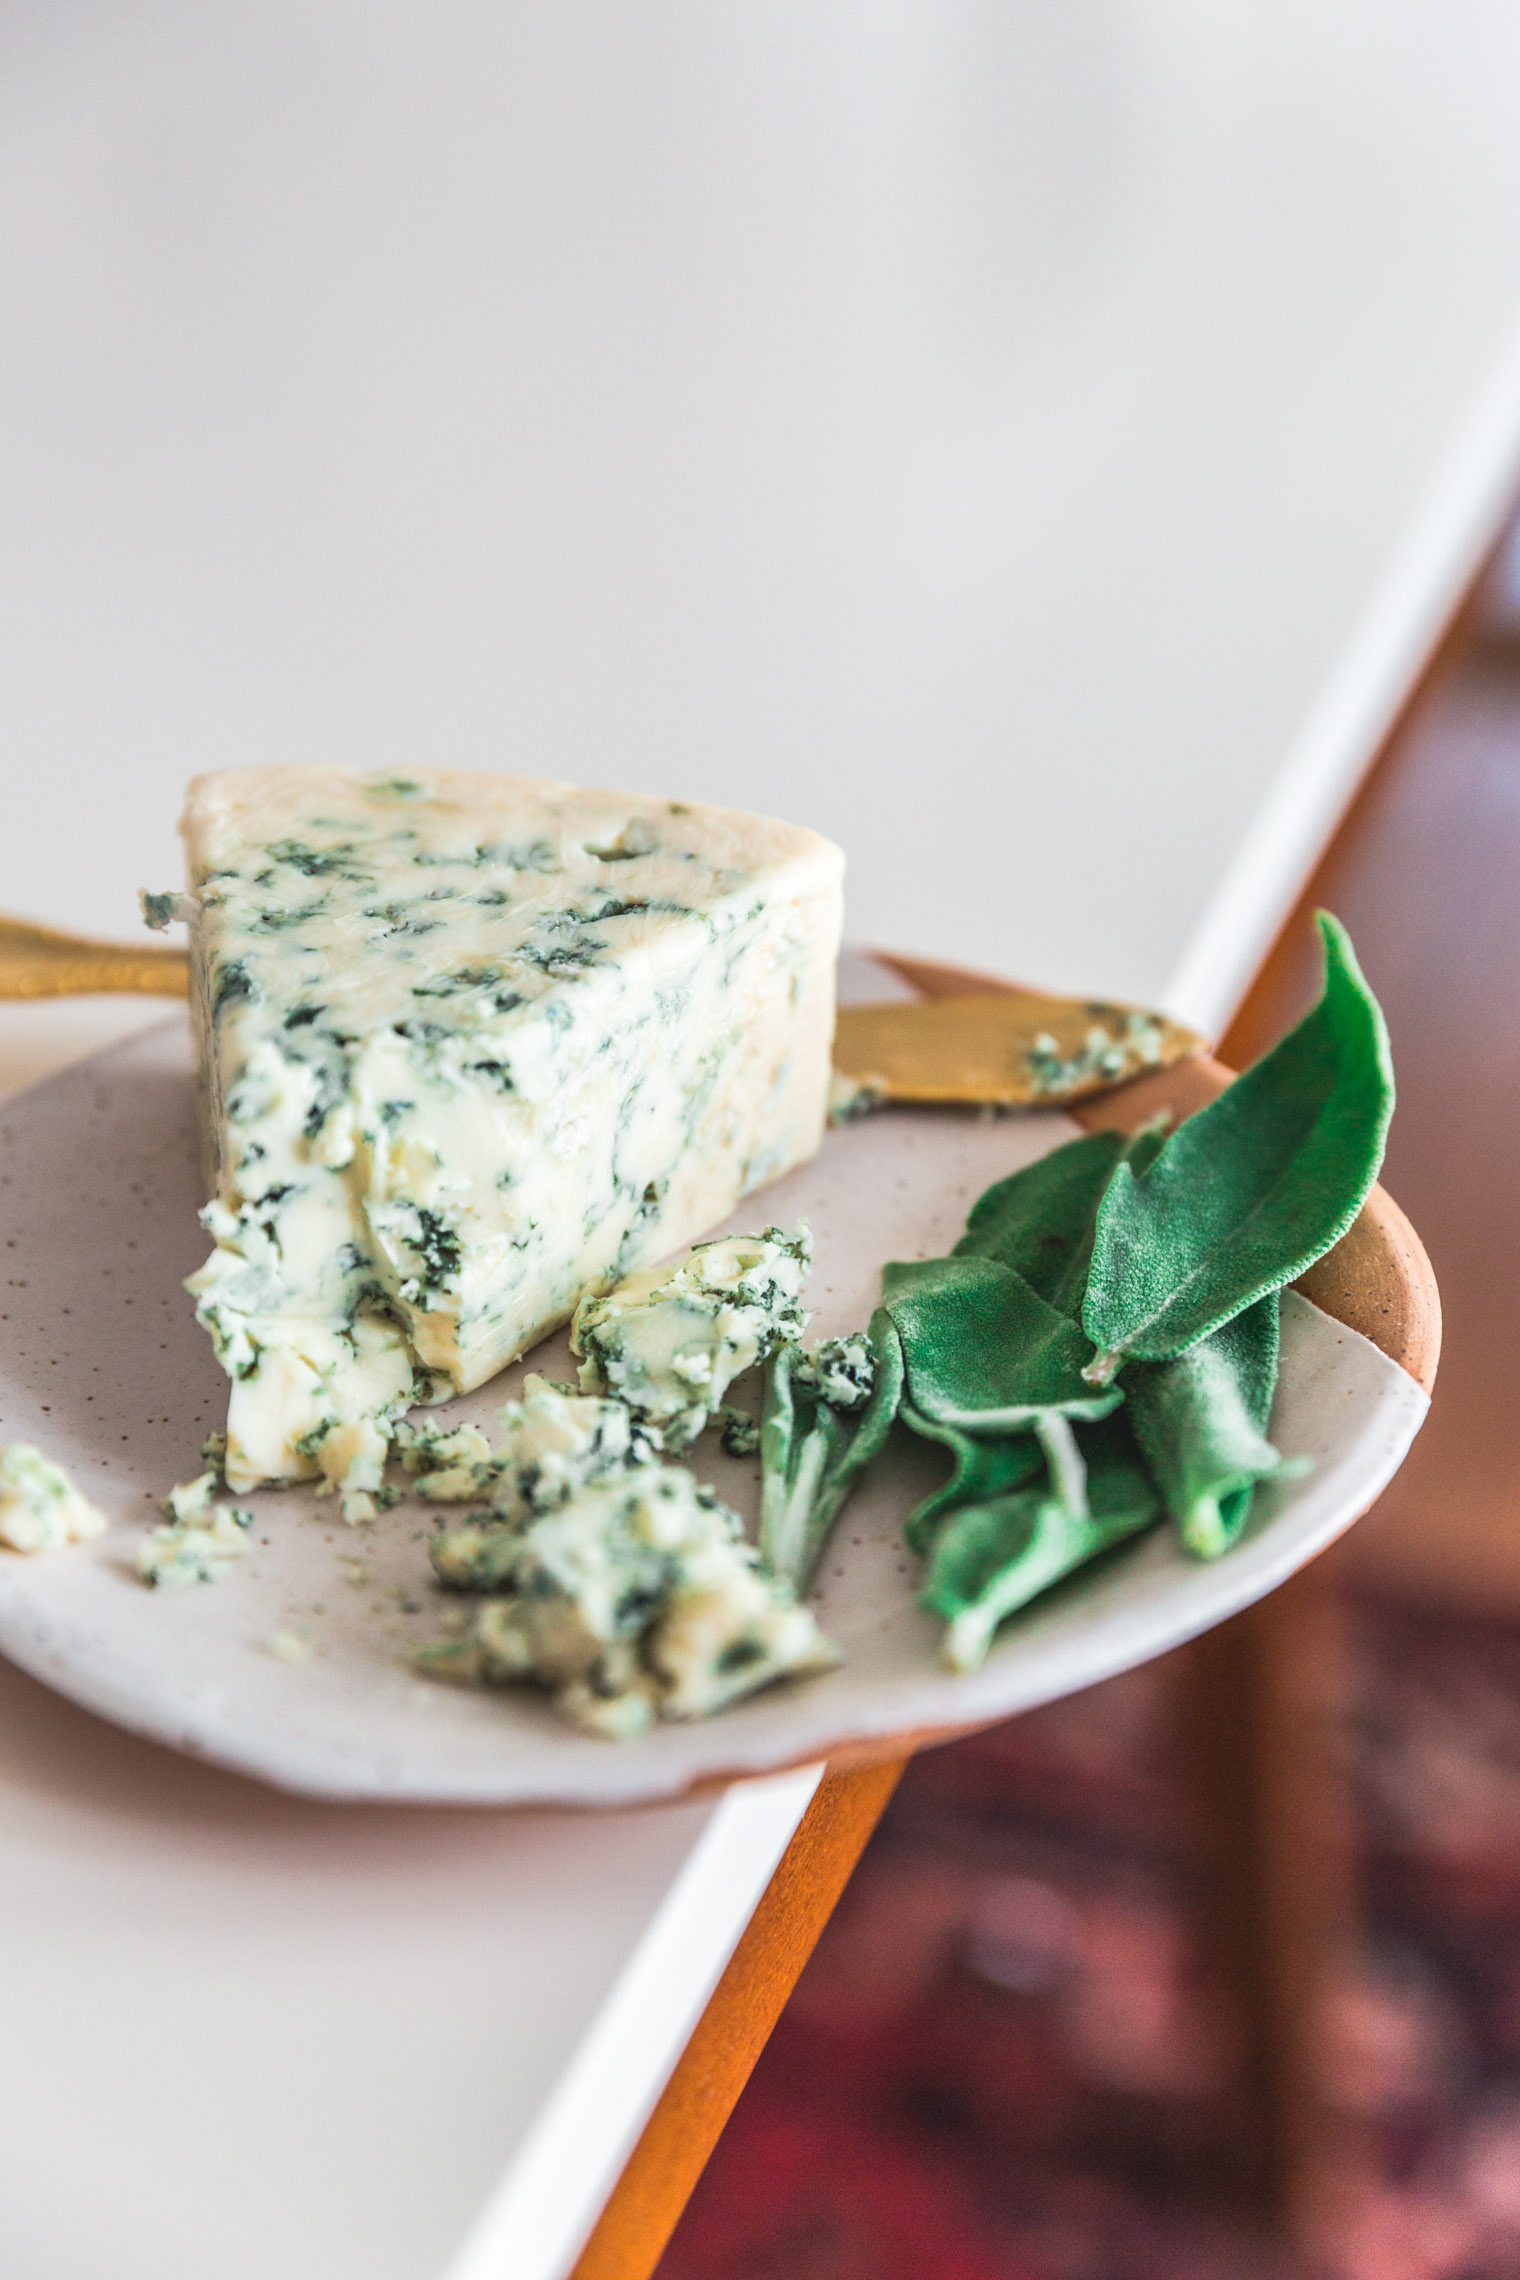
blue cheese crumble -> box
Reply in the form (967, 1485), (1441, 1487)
(395, 1375), (651, 1517)
(161, 1470), (219, 1524)
(164, 767), (842, 1507)
(1026, 1012), (1168, 1097)
(793, 1332), (876, 1412)
(571, 1226), (812, 1451)
(421, 1459), (838, 1738)
(139, 1476), (254, 1588)
(392, 1417), (498, 1502)
(481, 1377), (652, 1519)
(423, 1375), (656, 1588)
(0, 1445), (107, 1553)
(826, 1069), (888, 1123)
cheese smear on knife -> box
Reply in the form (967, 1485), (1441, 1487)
(172, 768), (843, 1504)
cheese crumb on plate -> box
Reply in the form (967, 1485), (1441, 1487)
(0, 1445), (107, 1554)
(139, 1476), (254, 1590)
(571, 1225), (812, 1451)
(422, 1447), (838, 1740)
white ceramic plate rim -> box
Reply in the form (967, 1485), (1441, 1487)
(0, 985), (1428, 1807)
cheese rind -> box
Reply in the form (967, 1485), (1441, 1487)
(175, 768), (842, 1496)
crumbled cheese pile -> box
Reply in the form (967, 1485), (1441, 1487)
(133, 1223), (854, 1741)
(407, 1238), (848, 1736)
(0, 1445), (107, 1553)
(793, 1333), (877, 1412)
(392, 1417), (498, 1501)
(418, 1377), (836, 1738)
(426, 1470), (837, 1740)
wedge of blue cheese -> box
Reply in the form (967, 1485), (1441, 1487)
(167, 768), (843, 1505)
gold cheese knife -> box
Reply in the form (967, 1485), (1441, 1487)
(833, 986), (1205, 1109)
(0, 917), (1204, 1109)
(0, 916), (189, 999)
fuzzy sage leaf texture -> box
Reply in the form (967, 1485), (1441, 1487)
(1124, 1293), (1306, 1559)
(881, 1255), (1121, 1427)
(955, 1122), (1166, 1320)
(1082, 913), (1393, 1369)
(898, 1414), (1043, 1555)
(868, 914), (1395, 1670)
(757, 913), (1391, 1682)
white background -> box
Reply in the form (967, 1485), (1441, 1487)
(5, 3), (1520, 1022)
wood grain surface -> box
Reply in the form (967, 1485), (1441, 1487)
(567, 1758), (905, 2280)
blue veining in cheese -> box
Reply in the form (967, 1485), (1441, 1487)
(169, 768), (844, 1502)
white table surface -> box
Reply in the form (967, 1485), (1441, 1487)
(1, 8), (1517, 2278)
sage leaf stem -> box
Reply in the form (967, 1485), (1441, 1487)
(1034, 1411), (1088, 1518)
(757, 1311), (904, 1593)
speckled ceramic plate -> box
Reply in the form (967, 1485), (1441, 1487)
(0, 957), (1432, 1805)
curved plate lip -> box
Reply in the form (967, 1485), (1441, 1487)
(0, 962), (1434, 1809)
(0, 1302), (1429, 1809)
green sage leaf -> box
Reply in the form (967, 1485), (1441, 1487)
(923, 1411), (1160, 1672)
(1125, 1293), (1308, 1559)
(956, 1123), (1166, 1320)
(898, 1405), (1043, 1554)
(883, 1254), (1120, 1523)
(1081, 913), (1393, 1368)
(882, 1254), (1122, 1426)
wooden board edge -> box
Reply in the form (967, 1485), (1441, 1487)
(565, 1756), (905, 2280)
(1294, 1183), (1441, 1398)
